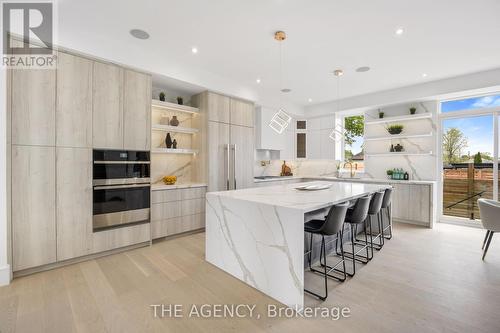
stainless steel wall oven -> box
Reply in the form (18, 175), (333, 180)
(92, 150), (151, 231)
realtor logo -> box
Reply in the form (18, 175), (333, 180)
(2, 1), (56, 68)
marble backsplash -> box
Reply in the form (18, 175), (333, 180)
(255, 159), (343, 177)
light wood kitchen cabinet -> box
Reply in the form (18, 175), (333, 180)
(230, 98), (254, 127)
(151, 187), (206, 239)
(11, 68), (56, 146)
(208, 121), (230, 192)
(56, 52), (93, 148)
(207, 92), (230, 123)
(392, 183), (431, 225)
(123, 69), (151, 150)
(56, 147), (93, 261)
(231, 125), (255, 189)
(11, 145), (56, 271)
(92, 61), (123, 149)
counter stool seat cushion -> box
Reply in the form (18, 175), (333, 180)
(305, 219), (326, 233)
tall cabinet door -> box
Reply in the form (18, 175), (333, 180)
(123, 69), (151, 150)
(208, 121), (230, 192)
(92, 61), (123, 149)
(56, 147), (93, 261)
(230, 98), (254, 127)
(230, 125), (255, 190)
(12, 146), (56, 271)
(11, 68), (56, 146)
(56, 52), (93, 148)
(207, 92), (230, 123)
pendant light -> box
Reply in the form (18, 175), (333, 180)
(269, 31), (292, 134)
(329, 69), (344, 141)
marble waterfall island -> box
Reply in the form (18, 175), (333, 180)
(205, 181), (390, 308)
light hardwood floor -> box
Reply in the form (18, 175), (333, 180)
(1, 222), (499, 333)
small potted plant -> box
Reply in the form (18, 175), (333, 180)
(159, 92), (166, 102)
(386, 170), (393, 179)
(177, 96), (184, 105)
(409, 107), (417, 115)
(387, 124), (404, 135)
(378, 109), (384, 119)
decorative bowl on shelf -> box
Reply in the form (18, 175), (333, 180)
(162, 175), (177, 185)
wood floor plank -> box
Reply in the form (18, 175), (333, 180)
(1, 223), (499, 332)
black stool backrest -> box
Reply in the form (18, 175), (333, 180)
(368, 191), (385, 215)
(319, 202), (349, 236)
(381, 188), (393, 209)
(348, 195), (372, 224)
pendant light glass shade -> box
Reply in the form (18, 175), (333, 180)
(269, 109), (292, 134)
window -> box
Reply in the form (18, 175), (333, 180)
(343, 115), (364, 170)
(442, 94), (500, 113)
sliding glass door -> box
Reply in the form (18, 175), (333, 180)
(441, 115), (494, 221)
(440, 94), (500, 224)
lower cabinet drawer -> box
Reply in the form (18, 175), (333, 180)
(152, 202), (182, 221)
(181, 198), (205, 215)
(152, 214), (205, 239)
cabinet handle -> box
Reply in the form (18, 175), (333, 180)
(226, 143), (230, 190)
(233, 144), (237, 189)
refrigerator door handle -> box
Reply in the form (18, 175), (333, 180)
(226, 143), (230, 190)
(232, 144), (237, 190)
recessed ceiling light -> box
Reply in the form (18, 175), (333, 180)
(308, 98), (313, 102)
(356, 66), (370, 73)
(281, 88), (292, 93)
(422, 73), (428, 78)
(129, 29), (150, 40)
(395, 27), (404, 35)
(256, 78), (261, 84)
(333, 69), (344, 77)
(191, 47), (198, 54)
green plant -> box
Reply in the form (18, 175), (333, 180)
(410, 107), (417, 114)
(386, 170), (393, 176)
(159, 92), (166, 101)
(378, 109), (384, 118)
(387, 124), (404, 135)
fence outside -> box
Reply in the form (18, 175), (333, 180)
(443, 163), (494, 220)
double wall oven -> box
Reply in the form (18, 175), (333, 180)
(93, 150), (151, 231)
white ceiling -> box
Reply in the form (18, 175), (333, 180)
(56, 0), (500, 109)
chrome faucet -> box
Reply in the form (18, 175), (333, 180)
(343, 162), (356, 178)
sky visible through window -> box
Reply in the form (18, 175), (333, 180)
(441, 94), (500, 160)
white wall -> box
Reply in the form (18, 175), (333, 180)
(0, 67), (10, 285)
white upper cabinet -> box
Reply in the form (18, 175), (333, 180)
(56, 52), (93, 147)
(255, 107), (285, 150)
(123, 69), (151, 150)
(92, 61), (124, 149)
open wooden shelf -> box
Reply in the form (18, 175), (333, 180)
(365, 113), (432, 125)
(152, 124), (199, 134)
(151, 100), (199, 114)
(364, 132), (433, 141)
(152, 148), (199, 155)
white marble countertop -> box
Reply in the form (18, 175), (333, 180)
(151, 182), (207, 191)
(253, 175), (436, 186)
(209, 180), (390, 212)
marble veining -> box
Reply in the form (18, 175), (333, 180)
(206, 181), (389, 308)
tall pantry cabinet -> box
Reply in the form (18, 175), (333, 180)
(192, 92), (255, 192)
(8, 44), (152, 272)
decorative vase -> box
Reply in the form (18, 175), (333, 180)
(170, 116), (179, 126)
(177, 97), (183, 105)
(394, 144), (404, 152)
(390, 144), (395, 152)
(172, 139), (177, 149)
(165, 133), (173, 148)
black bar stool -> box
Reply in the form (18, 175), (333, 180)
(381, 188), (393, 240)
(357, 191), (385, 251)
(304, 202), (349, 301)
(337, 195), (372, 277)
